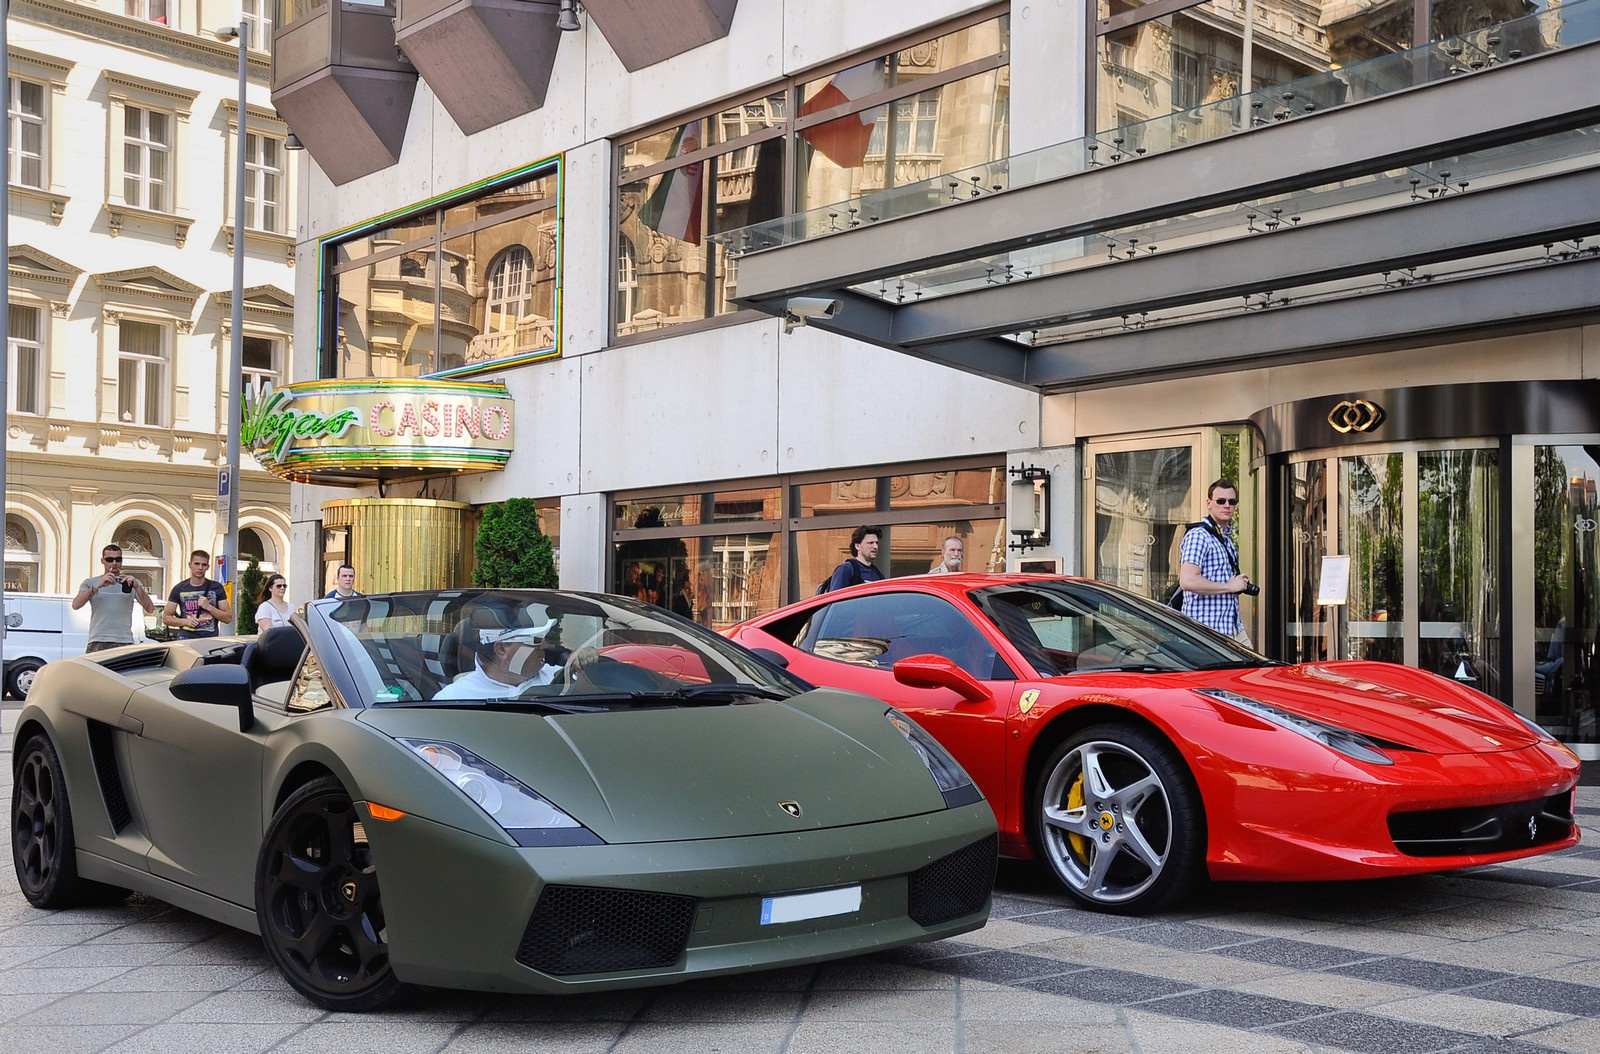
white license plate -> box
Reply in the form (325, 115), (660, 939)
(759, 885), (862, 925)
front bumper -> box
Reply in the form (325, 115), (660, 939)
(365, 801), (996, 995)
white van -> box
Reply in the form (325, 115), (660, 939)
(3, 592), (91, 699)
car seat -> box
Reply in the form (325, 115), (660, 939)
(242, 625), (306, 692)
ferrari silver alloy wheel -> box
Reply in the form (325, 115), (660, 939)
(255, 777), (406, 1011)
(1035, 724), (1203, 914)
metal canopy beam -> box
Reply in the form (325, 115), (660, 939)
(1023, 257), (1600, 391)
(888, 166), (1600, 346)
(732, 41), (1600, 306)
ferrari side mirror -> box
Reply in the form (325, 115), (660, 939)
(171, 665), (256, 732)
(893, 655), (989, 703)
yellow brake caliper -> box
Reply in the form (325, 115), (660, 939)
(1067, 772), (1089, 860)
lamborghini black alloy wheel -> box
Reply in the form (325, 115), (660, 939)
(11, 734), (125, 908)
(255, 777), (406, 1011)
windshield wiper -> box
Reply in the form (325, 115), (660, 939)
(667, 683), (793, 703)
(1193, 659), (1283, 670)
(414, 698), (605, 715)
(1065, 664), (1169, 675)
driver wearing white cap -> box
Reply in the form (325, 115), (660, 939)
(435, 614), (569, 700)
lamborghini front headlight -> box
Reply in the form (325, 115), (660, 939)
(399, 739), (602, 846)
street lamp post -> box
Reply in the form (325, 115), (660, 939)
(215, 22), (248, 621)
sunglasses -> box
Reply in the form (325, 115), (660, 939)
(272, 582), (286, 588)
(104, 557), (124, 563)
(1213, 497), (1240, 506)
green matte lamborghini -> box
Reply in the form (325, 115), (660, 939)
(11, 589), (996, 1011)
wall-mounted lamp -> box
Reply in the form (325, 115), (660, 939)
(1007, 464), (1051, 551)
(557, 0), (581, 31)
(284, 132), (305, 151)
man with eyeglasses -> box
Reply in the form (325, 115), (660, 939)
(72, 544), (156, 652)
(1177, 479), (1255, 646)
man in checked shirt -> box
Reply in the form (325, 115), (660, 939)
(1177, 479), (1256, 647)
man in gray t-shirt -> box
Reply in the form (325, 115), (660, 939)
(71, 544), (156, 652)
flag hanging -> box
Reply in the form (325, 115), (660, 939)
(639, 123), (704, 245)
(799, 58), (888, 169)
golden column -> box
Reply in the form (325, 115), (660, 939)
(322, 498), (476, 593)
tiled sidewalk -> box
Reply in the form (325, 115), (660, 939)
(4, 701), (1598, 1053)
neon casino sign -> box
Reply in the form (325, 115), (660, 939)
(244, 378), (515, 483)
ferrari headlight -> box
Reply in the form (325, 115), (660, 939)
(885, 711), (983, 807)
(399, 739), (602, 846)
(1198, 688), (1394, 766)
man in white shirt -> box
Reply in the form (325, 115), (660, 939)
(435, 618), (563, 700)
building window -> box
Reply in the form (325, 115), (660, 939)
(116, 319), (168, 425)
(114, 519), (164, 601)
(485, 246), (535, 335)
(244, 132), (283, 233)
(124, 0), (169, 25)
(612, 460), (1008, 628)
(8, 305), (44, 415)
(1092, 1), (1416, 137)
(4, 515), (42, 592)
(241, 0), (274, 48)
(123, 105), (171, 212)
(323, 161), (559, 379)
(614, 11), (1009, 338)
(242, 334), (280, 398)
(7, 77), (45, 189)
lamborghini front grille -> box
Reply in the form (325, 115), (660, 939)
(1388, 791), (1575, 857)
(516, 885), (696, 976)
(907, 833), (997, 927)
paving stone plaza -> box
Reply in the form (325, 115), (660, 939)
(3, 702), (1597, 1054)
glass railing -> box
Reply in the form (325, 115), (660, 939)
(855, 125), (1600, 307)
(711, 0), (1600, 258)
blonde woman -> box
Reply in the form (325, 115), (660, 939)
(255, 574), (292, 633)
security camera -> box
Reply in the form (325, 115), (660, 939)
(783, 296), (843, 333)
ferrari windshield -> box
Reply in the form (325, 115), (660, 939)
(309, 590), (807, 708)
(971, 579), (1268, 677)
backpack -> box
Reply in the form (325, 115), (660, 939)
(816, 559), (862, 595)
(1166, 518), (1236, 611)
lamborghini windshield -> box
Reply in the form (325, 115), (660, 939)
(971, 579), (1271, 677)
(310, 590), (808, 708)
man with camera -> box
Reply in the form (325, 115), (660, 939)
(72, 544), (156, 652)
(1178, 479), (1256, 647)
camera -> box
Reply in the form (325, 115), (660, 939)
(783, 296), (843, 333)
(1241, 582), (1260, 597)
(121, 576), (133, 593)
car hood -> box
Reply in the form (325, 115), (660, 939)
(1197, 661), (1542, 753)
(356, 689), (953, 843)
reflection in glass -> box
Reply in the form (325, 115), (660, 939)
(1092, 447), (1192, 601)
(328, 166), (558, 377)
(614, 531), (781, 631)
(796, 478), (878, 517)
(1284, 459), (1330, 663)
(1339, 453), (1403, 664)
(1534, 445), (1596, 741)
(1417, 449), (1499, 694)
(1097, 0), (1414, 138)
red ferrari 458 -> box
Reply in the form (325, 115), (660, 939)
(728, 574), (1581, 914)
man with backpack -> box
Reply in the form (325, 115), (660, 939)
(820, 525), (886, 594)
(1177, 480), (1256, 646)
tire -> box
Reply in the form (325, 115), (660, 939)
(12, 734), (130, 907)
(1033, 723), (1205, 915)
(6, 658), (43, 700)
(255, 777), (409, 1012)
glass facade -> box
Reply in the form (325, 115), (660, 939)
(612, 462), (1007, 629)
(322, 164), (559, 379)
(613, 13), (1009, 337)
